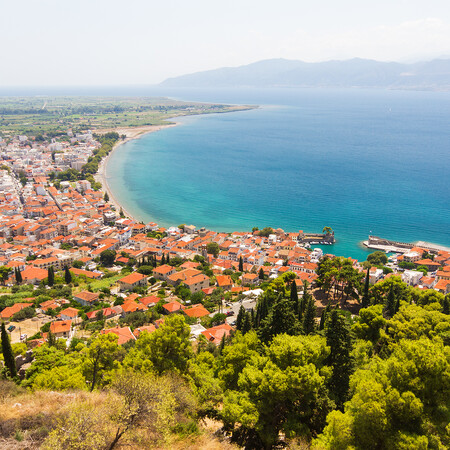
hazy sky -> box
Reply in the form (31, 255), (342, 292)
(1, 0), (450, 86)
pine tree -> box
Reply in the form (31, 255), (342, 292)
(302, 297), (317, 335)
(64, 266), (72, 284)
(361, 267), (370, 308)
(259, 267), (265, 280)
(384, 285), (396, 318)
(1, 322), (17, 378)
(47, 266), (55, 287)
(239, 256), (244, 272)
(325, 309), (353, 408)
(259, 296), (299, 342)
(236, 305), (246, 331)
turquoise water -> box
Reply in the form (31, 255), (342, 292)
(106, 88), (450, 260)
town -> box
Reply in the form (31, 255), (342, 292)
(0, 130), (448, 355)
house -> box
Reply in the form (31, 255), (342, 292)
(59, 307), (80, 321)
(216, 275), (233, 291)
(163, 300), (183, 314)
(121, 299), (147, 316)
(152, 264), (176, 281)
(401, 270), (423, 286)
(49, 319), (72, 339)
(118, 272), (147, 291)
(0, 302), (33, 320)
(73, 290), (99, 307)
(434, 279), (450, 294)
(133, 324), (156, 338)
(201, 323), (233, 345)
(20, 266), (48, 285)
(184, 273), (210, 294)
(242, 272), (260, 286)
(139, 295), (160, 308)
(86, 307), (118, 321)
(183, 303), (210, 319)
(100, 326), (136, 345)
(369, 267), (384, 284)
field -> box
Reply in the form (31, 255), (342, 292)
(0, 96), (253, 136)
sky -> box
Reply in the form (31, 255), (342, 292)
(1, 0), (450, 86)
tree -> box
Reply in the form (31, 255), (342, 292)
(259, 296), (299, 342)
(290, 280), (298, 310)
(361, 267), (370, 308)
(100, 249), (117, 267)
(206, 242), (220, 258)
(236, 305), (246, 331)
(367, 251), (388, 266)
(47, 266), (55, 287)
(124, 315), (193, 375)
(323, 226), (333, 235)
(239, 256), (244, 272)
(302, 296), (317, 335)
(222, 334), (331, 448)
(325, 309), (353, 408)
(0, 266), (11, 285)
(384, 285), (396, 319)
(15, 267), (23, 284)
(82, 333), (124, 391)
(443, 296), (450, 315)
(1, 321), (17, 378)
(258, 267), (265, 280)
(104, 191), (109, 202)
(64, 266), (72, 284)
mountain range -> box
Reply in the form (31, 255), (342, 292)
(160, 58), (450, 90)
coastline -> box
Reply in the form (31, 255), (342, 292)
(94, 123), (177, 221)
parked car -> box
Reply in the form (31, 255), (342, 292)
(7, 325), (15, 332)
(226, 310), (234, 316)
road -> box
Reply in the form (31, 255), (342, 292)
(223, 297), (258, 325)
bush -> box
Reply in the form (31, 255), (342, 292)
(12, 306), (35, 321)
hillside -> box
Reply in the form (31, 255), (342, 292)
(160, 57), (450, 90)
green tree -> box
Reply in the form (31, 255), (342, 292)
(15, 267), (23, 284)
(302, 297), (317, 335)
(259, 296), (299, 342)
(206, 242), (220, 258)
(384, 285), (397, 319)
(323, 226), (333, 235)
(239, 256), (244, 272)
(104, 191), (109, 202)
(64, 266), (72, 284)
(236, 305), (245, 331)
(258, 267), (265, 280)
(361, 267), (370, 308)
(367, 251), (388, 266)
(47, 266), (55, 287)
(325, 309), (353, 408)
(82, 333), (124, 391)
(1, 321), (17, 378)
(100, 249), (117, 267)
(0, 266), (12, 285)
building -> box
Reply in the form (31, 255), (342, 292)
(73, 290), (100, 307)
(49, 319), (72, 339)
(118, 272), (147, 291)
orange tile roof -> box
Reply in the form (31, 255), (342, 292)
(101, 326), (136, 345)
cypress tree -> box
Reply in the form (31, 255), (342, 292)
(443, 296), (450, 315)
(290, 280), (299, 310)
(302, 297), (317, 335)
(242, 313), (252, 334)
(239, 256), (244, 272)
(361, 267), (370, 308)
(64, 266), (72, 284)
(384, 285), (396, 318)
(161, 254), (165, 265)
(218, 333), (226, 355)
(1, 322), (17, 378)
(15, 267), (22, 284)
(236, 305), (245, 331)
(258, 267), (265, 280)
(166, 253), (170, 264)
(325, 309), (353, 408)
(47, 329), (56, 347)
(47, 266), (54, 287)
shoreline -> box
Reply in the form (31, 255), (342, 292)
(94, 123), (177, 221)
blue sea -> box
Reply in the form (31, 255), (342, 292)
(105, 87), (450, 260)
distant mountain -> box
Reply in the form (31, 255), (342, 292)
(160, 58), (450, 90)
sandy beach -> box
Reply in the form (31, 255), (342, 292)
(94, 124), (177, 221)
